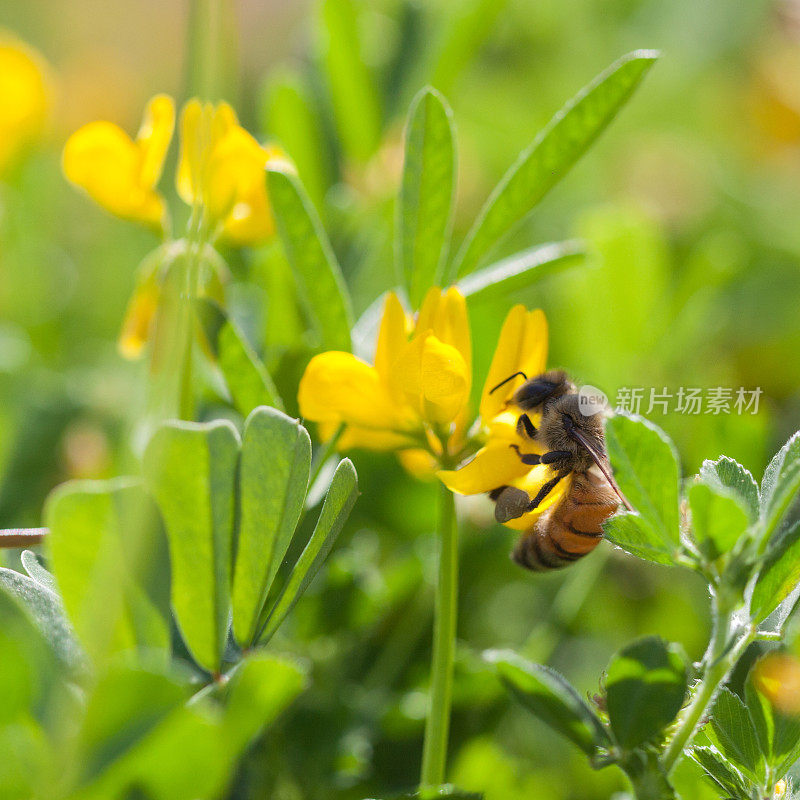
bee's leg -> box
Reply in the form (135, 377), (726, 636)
(516, 413), (537, 439)
(509, 444), (541, 465)
(540, 450), (572, 465)
(526, 469), (570, 511)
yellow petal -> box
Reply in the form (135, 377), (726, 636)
(0, 36), (49, 175)
(480, 306), (548, 421)
(398, 448), (439, 480)
(441, 287), (471, 374)
(374, 292), (408, 384)
(421, 335), (469, 424)
(416, 286), (442, 335)
(63, 120), (164, 228)
(176, 98), (204, 206)
(137, 94), (175, 187)
(298, 351), (415, 432)
(390, 332), (427, 413)
(437, 441), (531, 495)
(118, 271), (160, 359)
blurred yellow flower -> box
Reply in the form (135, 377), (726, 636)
(63, 94), (174, 231)
(64, 95), (290, 245)
(177, 99), (291, 245)
(299, 287), (472, 469)
(0, 33), (50, 176)
(438, 305), (569, 527)
(754, 653), (800, 716)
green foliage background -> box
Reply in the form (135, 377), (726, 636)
(1, 1), (799, 798)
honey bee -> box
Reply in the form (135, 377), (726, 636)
(488, 369), (632, 571)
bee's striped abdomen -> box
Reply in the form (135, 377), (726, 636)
(512, 470), (619, 571)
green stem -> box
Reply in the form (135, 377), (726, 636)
(420, 484), (458, 790)
(185, 0), (237, 103)
(661, 591), (754, 774)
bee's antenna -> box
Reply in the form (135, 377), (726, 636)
(489, 371), (528, 395)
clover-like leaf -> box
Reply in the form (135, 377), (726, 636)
(0, 567), (82, 672)
(256, 457), (358, 644)
(760, 431), (800, 549)
(606, 636), (687, 750)
(705, 687), (763, 782)
(486, 649), (611, 757)
(688, 746), (751, 798)
(268, 168), (353, 352)
(451, 50), (658, 278)
(751, 520), (800, 624)
(399, 87), (456, 307)
(699, 456), (759, 523)
(688, 482), (749, 561)
(603, 513), (675, 566)
(232, 407), (311, 646)
(457, 240), (585, 304)
(20, 550), (57, 593)
(196, 298), (283, 415)
(143, 420), (240, 674)
(45, 478), (169, 665)
(604, 415), (682, 560)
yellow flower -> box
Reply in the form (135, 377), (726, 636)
(177, 99), (291, 245)
(0, 33), (50, 176)
(438, 304), (569, 527)
(63, 94), (174, 231)
(299, 289), (564, 517)
(298, 287), (472, 466)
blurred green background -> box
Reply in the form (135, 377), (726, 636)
(1, 1), (799, 797)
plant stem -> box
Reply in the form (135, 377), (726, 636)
(420, 484), (458, 790)
(185, 0), (228, 101)
(662, 591), (754, 774)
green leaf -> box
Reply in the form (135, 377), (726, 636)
(747, 659), (800, 779)
(196, 298), (283, 415)
(706, 688), (763, 782)
(221, 652), (307, 750)
(485, 649), (611, 757)
(457, 240), (585, 303)
(75, 666), (189, 783)
(372, 789), (483, 800)
(143, 420), (240, 673)
(0, 580), (60, 722)
(318, 0), (381, 163)
(699, 456), (760, 523)
(267, 168), (353, 352)
(450, 50), (658, 278)
(20, 550), (57, 592)
(399, 87), (456, 307)
(602, 513), (675, 566)
(688, 483), (749, 561)
(0, 567), (82, 671)
(760, 431), (800, 548)
(606, 636), (687, 750)
(71, 665), (227, 800)
(604, 415), (682, 557)
(232, 407), (312, 646)
(257, 458), (358, 644)
(263, 70), (330, 208)
(751, 520), (800, 623)
(688, 746), (751, 798)
(45, 478), (169, 664)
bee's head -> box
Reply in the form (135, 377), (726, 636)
(539, 394), (604, 468)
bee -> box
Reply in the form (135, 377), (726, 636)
(487, 369), (632, 571)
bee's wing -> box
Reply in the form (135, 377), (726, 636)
(568, 426), (633, 511)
